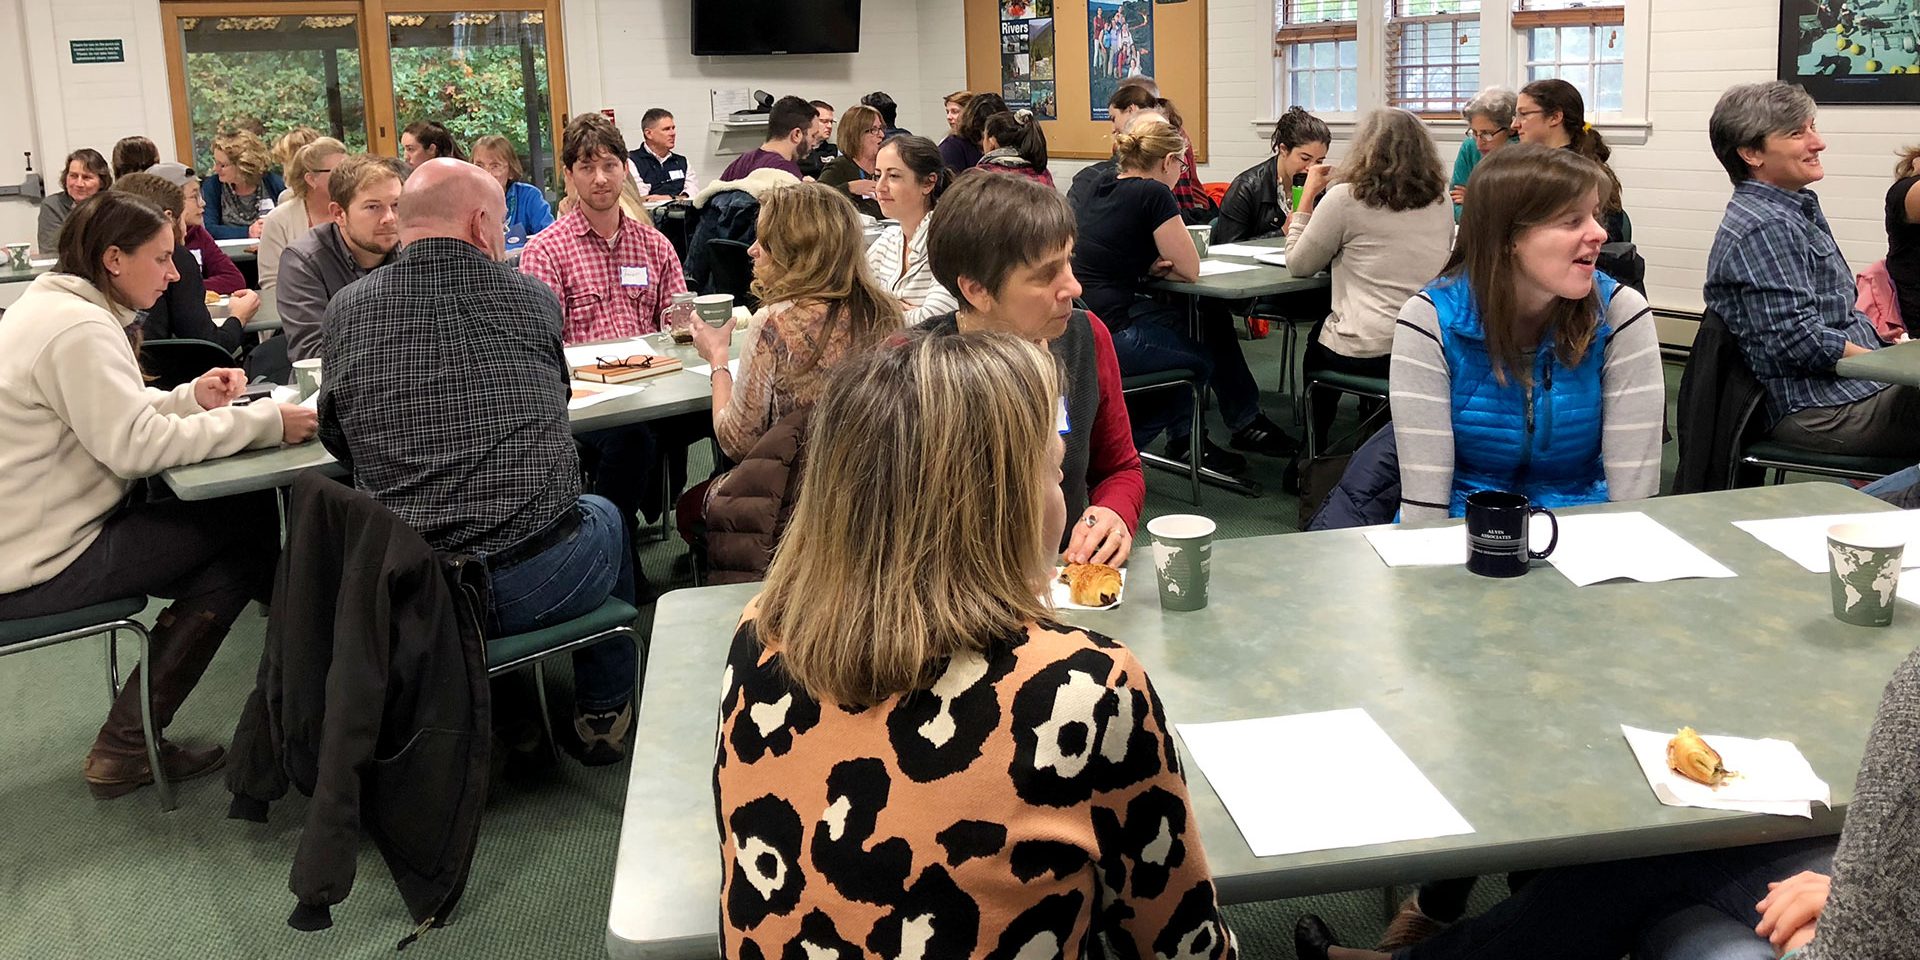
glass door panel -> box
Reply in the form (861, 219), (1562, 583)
(386, 10), (556, 193)
(177, 13), (369, 172)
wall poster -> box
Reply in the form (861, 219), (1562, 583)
(1087, 0), (1154, 120)
(1000, 1), (1057, 119)
(1780, 0), (1920, 103)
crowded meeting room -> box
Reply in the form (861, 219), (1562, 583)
(9, 0), (1920, 957)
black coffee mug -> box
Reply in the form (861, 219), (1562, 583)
(1465, 491), (1559, 578)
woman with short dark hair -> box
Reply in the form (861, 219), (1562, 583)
(0, 190), (316, 800)
(1213, 105), (1330, 245)
(36, 148), (112, 254)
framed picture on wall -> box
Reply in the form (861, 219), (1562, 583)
(1779, 0), (1920, 103)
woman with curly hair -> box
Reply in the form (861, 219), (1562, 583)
(201, 129), (286, 240)
(1285, 107), (1455, 449)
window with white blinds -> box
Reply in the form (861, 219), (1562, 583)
(1386, 0), (1481, 116)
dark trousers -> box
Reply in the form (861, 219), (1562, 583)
(1772, 382), (1920, 460)
(1399, 837), (1835, 960)
(0, 490), (279, 746)
(1108, 298), (1263, 446)
(578, 424), (658, 548)
(1302, 319), (1390, 453)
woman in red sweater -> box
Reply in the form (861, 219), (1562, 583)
(918, 171), (1143, 564)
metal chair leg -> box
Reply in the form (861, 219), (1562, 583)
(1187, 382), (1203, 505)
(1304, 383), (1321, 463)
(135, 623), (176, 812)
(532, 661), (562, 761)
(105, 628), (123, 703)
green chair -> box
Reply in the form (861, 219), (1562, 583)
(1123, 368), (1205, 505)
(0, 597), (174, 810)
(1303, 369), (1390, 462)
(485, 597), (645, 756)
(1739, 440), (1909, 486)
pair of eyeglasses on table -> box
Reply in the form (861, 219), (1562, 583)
(594, 355), (664, 369)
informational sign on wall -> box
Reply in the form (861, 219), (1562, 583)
(999, 1), (1057, 120)
(1087, 1), (1153, 120)
(69, 39), (125, 65)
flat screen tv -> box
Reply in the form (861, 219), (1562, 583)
(693, 0), (861, 56)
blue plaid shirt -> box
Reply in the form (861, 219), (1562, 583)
(1705, 179), (1887, 424)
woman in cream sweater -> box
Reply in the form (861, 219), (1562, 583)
(0, 191), (316, 799)
(1286, 107), (1455, 453)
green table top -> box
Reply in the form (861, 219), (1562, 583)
(1835, 339), (1920, 388)
(3, 245), (259, 284)
(606, 483), (1918, 959)
(160, 330), (729, 501)
(1151, 235), (1330, 300)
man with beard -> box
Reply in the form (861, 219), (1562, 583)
(521, 112), (688, 564)
(280, 153), (405, 362)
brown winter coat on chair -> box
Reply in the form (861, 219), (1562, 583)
(703, 409), (810, 584)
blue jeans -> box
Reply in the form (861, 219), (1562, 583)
(1108, 299), (1262, 445)
(485, 495), (637, 712)
(1398, 836), (1835, 960)
(1861, 463), (1920, 498)
(1636, 905), (1775, 960)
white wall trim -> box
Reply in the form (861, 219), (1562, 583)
(20, 0), (62, 175)
(132, 1), (176, 159)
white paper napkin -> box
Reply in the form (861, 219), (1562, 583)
(1196, 260), (1260, 277)
(1619, 724), (1830, 818)
(1364, 524), (1468, 566)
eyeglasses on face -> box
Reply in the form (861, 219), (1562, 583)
(1514, 108), (1546, 119)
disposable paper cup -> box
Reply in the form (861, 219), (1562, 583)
(4, 242), (29, 270)
(694, 294), (735, 327)
(1147, 514), (1216, 612)
(292, 358), (324, 400)
(1186, 224), (1210, 259)
(1828, 523), (1905, 627)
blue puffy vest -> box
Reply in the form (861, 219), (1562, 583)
(1424, 271), (1620, 517)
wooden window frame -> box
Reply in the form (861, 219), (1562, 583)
(160, 0), (569, 165)
(1512, 3), (1625, 29)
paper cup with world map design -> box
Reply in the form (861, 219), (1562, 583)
(1147, 514), (1216, 612)
(1827, 522), (1905, 627)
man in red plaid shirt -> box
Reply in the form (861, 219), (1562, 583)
(521, 113), (686, 343)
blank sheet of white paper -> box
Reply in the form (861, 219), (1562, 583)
(1200, 243), (1274, 258)
(1733, 511), (1920, 574)
(1196, 260), (1260, 277)
(1363, 524), (1467, 567)
(1176, 709), (1473, 857)
(1546, 512), (1738, 586)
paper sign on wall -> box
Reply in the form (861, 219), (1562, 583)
(70, 39), (125, 65)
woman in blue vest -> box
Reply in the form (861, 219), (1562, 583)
(472, 135), (553, 251)
(1389, 144), (1664, 525)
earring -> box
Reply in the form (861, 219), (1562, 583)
(109, 270), (120, 277)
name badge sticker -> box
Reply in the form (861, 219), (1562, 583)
(620, 266), (649, 288)
(668, 169), (685, 180)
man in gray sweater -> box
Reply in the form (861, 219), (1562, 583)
(279, 154), (403, 362)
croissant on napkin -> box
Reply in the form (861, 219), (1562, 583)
(1059, 563), (1122, 607)
(1667, 727), (1734, 787)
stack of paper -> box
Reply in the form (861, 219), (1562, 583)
(1545, 512), (1737, 586)
(1619, 725), (1830, 817)
(1733, 511), (1920, 573)
(1177, 709), (1473, 857)
(564, 338), (658, 369)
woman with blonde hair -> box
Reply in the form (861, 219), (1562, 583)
(715, 329), (1235, 960)
(1286, 107), (1454, 450)
(692, 182), (902, 462)
(1076, 114), (1295, 471)
(256, 136), (345, 295)
(818, 103), (886, 219)
(472, 134), (554, 248)
(269, 126), (320, 199)
(202, 129), (285, 240)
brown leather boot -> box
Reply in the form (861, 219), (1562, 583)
(83, 604), (234, 799)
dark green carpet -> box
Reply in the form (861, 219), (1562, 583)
(0, 327), (1713, 959)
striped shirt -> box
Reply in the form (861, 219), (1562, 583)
(863, 221), (958, 325)
(1389, 284), (1665, 524)
(1704, 180), (1887, 424)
